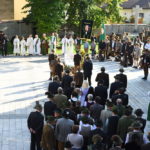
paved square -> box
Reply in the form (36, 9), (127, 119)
(0, 56), (150, 150)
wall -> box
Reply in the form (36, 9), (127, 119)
(0, 0), (14, 20)
(0, 21), (33, 39)
(14, 0), (28, 20)
(93, 24), (150, 35)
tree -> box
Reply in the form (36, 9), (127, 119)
(23, 0), (125, 34)
(23, 0), (66, 34)
(65, 0), (125, 30)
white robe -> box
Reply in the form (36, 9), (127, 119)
(49, 36), (56, 51)
(61, 37), (68, 54)
(13, 38), (20, 54)
(20, 40), (26, 55)
(33, 38), (41, 55)
(68, 38), (74, 53)
(27, 37), (34, 54)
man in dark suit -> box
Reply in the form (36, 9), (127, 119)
(116, 68), (127, 88)
(109, 75), (124, 99)
(112, 87), (129, 106)
(95, 67), (109, 89)
(73, 51), (82, 72)
(83, 56), (93, 86)
(141, 50), (150, 80)
(61, 70), (73, 95)
(48, 75), (61, 95)
(74, 69), (83, 88)
(44, 92), (57, 120)
(95, 80), (108, 106)
(27, 101), (44, 150)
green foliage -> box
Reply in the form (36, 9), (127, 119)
(23, 0), (66, 34)
(23, 0), (125, 34)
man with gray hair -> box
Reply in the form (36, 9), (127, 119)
(53, 87), (68, 110)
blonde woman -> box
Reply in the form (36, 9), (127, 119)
(80, 80), (89, 106)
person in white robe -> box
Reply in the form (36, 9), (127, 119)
(34, 35), (41, 55)
(49, 32), (56, 52)
(20, 36), (26, 56)
(26, 34), (34, 55)
(68, 36), (74, 53)
(13, 35), (20, 55)
(61, 35), (68, 56)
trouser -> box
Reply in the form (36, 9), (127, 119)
(84, 75), (91, 86)
(128, 54), (133, 66)
(143, 64), (149, 79)
(30, 133), (42, 150)
(57, 141), (64, 150)
(1, 47), (7, 56)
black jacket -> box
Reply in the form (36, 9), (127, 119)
(74, 54), (82, 66)
(106, 115), (119, 137)
(27, 111), (44, 134)
(44, 101), (57, 120)
(109, 82), (124, 98)
(112, 93), (129, 106)
(95, 72), (109, 88)
(95, 85), (108, 105)
(116, 73), (127, 88)
(48, 81), (61, 95)
(62, 75), (73, 90)
(83, 60), (93, 76)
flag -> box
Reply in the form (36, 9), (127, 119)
(99, 24), (106, 41)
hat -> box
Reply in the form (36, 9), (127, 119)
(65, 69), (70, 74)
(119, 68), (124, 72)
(101, 67), (105, 72)
(47, 116), (55, 123)
(134, 109), (144, 116)
(34, 101), (42, 110)
(131, 121), (143, 129)
(114, 75), (120, 80)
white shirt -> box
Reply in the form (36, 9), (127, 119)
(145, 43), (150, 50)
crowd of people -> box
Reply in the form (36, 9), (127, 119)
(1, 29), (150, 150)
(27, 50), (150, 150)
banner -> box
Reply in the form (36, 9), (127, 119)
(81, 20), (93, 39)
(99, 23), (106, 41)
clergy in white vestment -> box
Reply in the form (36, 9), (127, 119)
(61, 35), (68, 55)
(26, 34), (34, 55)
(20, 36), (26, 56)
(68, 36), (74, 53)
(49, 32), (56, 52)
(13, 35), (20, 55)
(34, 35), (41, 55)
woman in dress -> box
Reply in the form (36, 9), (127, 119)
(80, 80), (89, 107)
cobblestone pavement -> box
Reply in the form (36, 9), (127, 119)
(0, 56), (150, 150)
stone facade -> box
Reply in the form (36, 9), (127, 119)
(0, 0), (27, 21)
(0, 21), (33, 38)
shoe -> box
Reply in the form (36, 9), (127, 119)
(142, 77), (147, 80)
